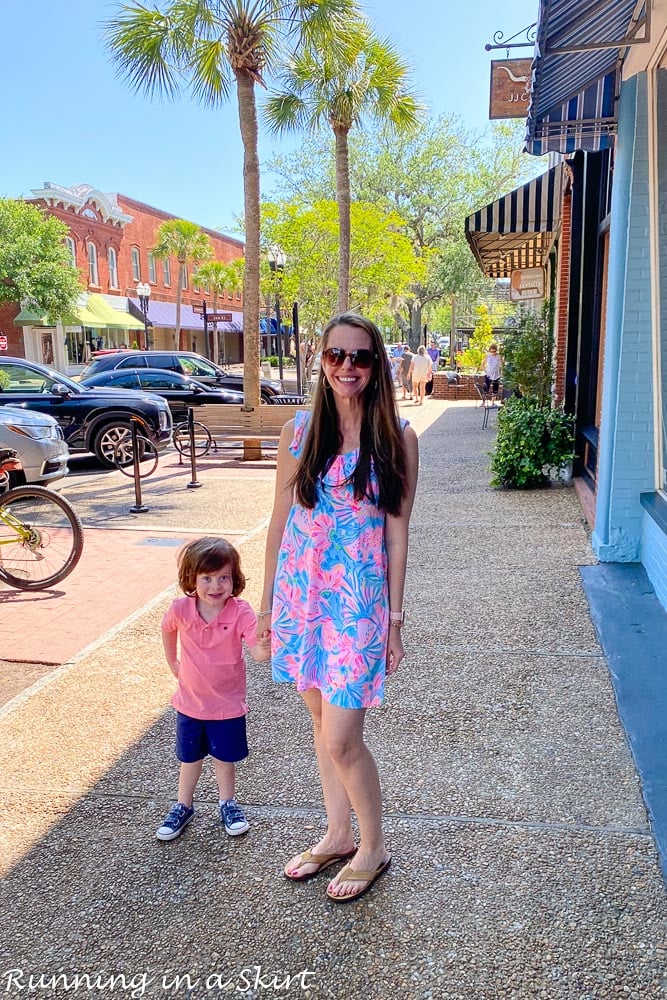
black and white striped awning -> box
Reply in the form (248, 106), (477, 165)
(464, 164), (565, 278)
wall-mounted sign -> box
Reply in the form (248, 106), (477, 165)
(489, 59), (532, 119)
(510, 267), (545, 301)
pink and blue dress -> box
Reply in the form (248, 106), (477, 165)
(270, 411), (407, 709)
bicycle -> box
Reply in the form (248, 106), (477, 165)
(0, 450), (84, 591)
(173, 419), (214, 458)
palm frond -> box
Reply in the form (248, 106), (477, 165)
(102, 4), (183, 99)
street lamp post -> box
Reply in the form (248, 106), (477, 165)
(136, 282), (151, 350)
(267, 246), (286, 384)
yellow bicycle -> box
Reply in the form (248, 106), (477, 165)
(0, 451), (84, 591)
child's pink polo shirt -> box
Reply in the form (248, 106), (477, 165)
(162, 595), (259, 720)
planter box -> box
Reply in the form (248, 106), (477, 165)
(431, 372), (481, 401)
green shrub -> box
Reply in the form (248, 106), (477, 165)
(260, 355), (295, 367)
(0, 370), (10, 391)
(490, 396), (574, 488)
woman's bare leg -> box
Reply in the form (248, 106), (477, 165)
(284, 689), (356, 878)
(319, 701), (390, 898)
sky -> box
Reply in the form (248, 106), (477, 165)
(1, 0), (540, 236)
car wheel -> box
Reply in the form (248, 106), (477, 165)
(93, 421), (135, 468)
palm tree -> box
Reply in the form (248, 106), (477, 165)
(193, 259), (244, 363)
(264, 22), (423, 313)
(152, 220), (213, 351)
(103, 0), (359, 409)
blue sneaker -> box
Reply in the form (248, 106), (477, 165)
(220, 798), (249, 836)
(156, 802), (195, 841)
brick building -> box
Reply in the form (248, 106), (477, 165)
(2, 182), (244, 372)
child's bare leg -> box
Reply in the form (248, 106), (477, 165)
(177, 760), (203, 807)
(213, 759), (236, 801)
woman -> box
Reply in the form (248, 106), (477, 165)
(260, 312), (419, 903)
(408, 345), (433, 406)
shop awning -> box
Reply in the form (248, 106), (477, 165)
(130, 299), (243, 332)
(525, 0), (651, 155)
(85, 294), (145, 330)
(464, 164), (565, 278)
(14, 294), (145, 330)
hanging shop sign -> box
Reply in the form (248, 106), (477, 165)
(510, 267), (545, 301)
(489, 59), (532, 119)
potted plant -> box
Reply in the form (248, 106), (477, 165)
(489, 300), (575, 488)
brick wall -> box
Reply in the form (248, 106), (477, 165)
(554, 186), (572, 406)
(117, 195), (244, 308)
(431, 373), (481, 400)
(0, 304), (24, 355)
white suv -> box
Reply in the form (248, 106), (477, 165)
(0, 406), (69, 486)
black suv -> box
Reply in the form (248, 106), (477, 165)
(80, 350), (284, 402)
(0, 357), (172, 468)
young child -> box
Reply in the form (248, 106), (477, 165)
(157, 537), (270, 842)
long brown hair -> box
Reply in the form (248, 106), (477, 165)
(294, 313), (407, 515)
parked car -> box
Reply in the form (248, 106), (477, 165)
(81, 368), (244, 423)
(80, 350), (284, 402)
(0, 405), (70, 486)
(0, 357), (172, 468)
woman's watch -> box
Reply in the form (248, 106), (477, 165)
(389, 610), (405, 628)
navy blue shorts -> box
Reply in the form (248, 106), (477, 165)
(175, 712), (248, 763)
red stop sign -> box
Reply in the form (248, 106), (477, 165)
(0, 335), (7, 350)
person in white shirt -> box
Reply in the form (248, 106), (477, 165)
(483, 343), (503, 396)
(408, 346), (433, 405)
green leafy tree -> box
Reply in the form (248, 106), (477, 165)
(261, 198), (425, 337)
(267, 117), (536, 345)
(457, 305), (494, 372)
(151, 220), (213, 351)
(503, 301), (554, 405)
(0, 200), (82, 322)
(103, 0), (358, 408)
(193, 259), (244, 362)
(264, 21), (423, 312)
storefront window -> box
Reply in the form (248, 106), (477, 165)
(108, 248), (119, 289)
(87, 242), (99, 286)
(131, 247), (141, 282)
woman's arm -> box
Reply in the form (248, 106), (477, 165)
(259, 420), (298, 632)
(384, 425), (419, 673)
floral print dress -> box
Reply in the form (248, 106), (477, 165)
(271, 410), (407, 709)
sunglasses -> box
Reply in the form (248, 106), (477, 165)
(321, 347), (377, 369)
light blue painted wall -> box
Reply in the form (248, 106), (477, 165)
(593, 73), (656, 562)
(642, 516), (667, 608)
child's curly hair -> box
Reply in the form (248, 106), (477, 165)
(177, 537), (246, 597)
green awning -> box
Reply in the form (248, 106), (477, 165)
(13, 308), (53, 327)
(13, 295), (145, 331)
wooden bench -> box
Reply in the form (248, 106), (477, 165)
(195, 403), (309, 459)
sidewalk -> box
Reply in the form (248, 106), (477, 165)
(1, 399), (665, 1000)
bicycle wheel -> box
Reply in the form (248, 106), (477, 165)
(173, 421), (212, 457)
(114, 435), (159, 479)
(0, 486), (84, 591)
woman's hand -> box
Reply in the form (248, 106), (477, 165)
(386, 629), (405, 675)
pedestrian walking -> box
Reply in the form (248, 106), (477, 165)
(260, 312), (419, 902)
(408, 345), (433, 405)
(156, 537), (270, 842)
(400, 344), (414, 400)
(483, 343), (503, 396)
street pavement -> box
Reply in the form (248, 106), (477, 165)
(1, 398), (666, 1000)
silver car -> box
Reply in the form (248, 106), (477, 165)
(0, 405), (69, 486)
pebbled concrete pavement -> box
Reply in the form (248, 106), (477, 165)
(0, 399), (665, 1000)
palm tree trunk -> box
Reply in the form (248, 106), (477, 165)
(236, 71), (260, 410)
(334, 126), (351, 314)
(212, 291), (219, 365)
(176, 263), (184, 351)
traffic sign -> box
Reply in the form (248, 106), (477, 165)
(206, 312), (233, 324)
(0, 334), (7, 350)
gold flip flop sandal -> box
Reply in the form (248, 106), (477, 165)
(326, 856), (392, 903)
(284, 847), (356, 882)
